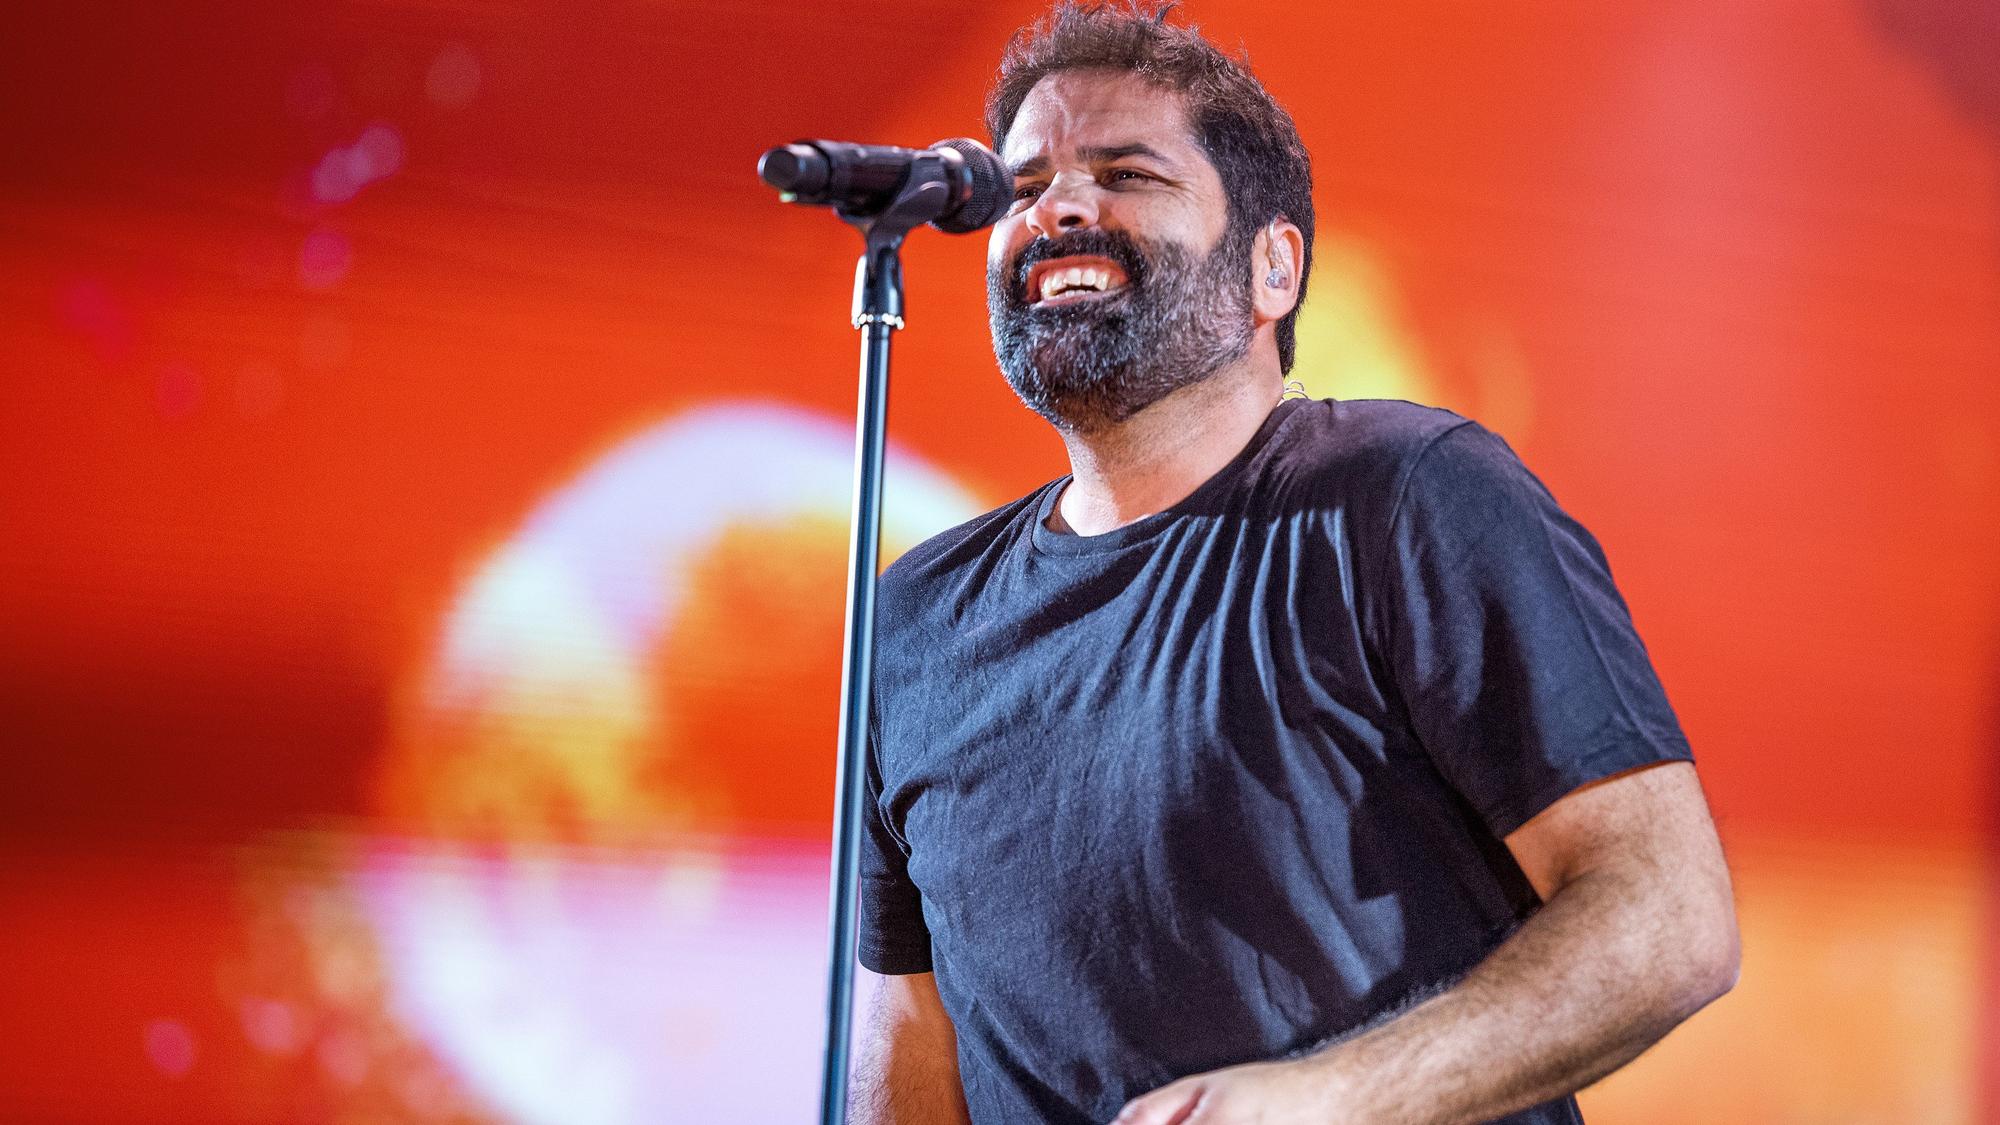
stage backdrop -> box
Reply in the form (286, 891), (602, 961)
(2, 1), (1996, 1121)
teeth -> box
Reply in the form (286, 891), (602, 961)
(1035, 263), (1123, 301)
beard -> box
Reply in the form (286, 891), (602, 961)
(986, 223), (1256, 434)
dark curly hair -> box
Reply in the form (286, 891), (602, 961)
(986, 1), (1315, 373)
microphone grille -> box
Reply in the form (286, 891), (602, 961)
(929, 138), (1013, 235)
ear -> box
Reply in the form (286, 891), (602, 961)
(1250, 217), (1304, 328)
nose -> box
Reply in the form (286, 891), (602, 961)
(1025, 175), (1100, 239)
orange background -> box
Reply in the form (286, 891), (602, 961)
(1, 1), (1996, 1121)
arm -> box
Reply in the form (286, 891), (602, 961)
(1117, 760), (1739, 1124)
(850, 969), (973, 1125)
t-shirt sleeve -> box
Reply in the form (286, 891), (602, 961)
(1371, 421), (1693, 839)
(858, 720), (934, 975)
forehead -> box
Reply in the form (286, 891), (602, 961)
(1000, 69), (1203, 168)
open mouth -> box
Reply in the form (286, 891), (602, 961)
(1024, 255), (1131, 306)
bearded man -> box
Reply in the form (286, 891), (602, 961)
(852, 5), (1738, 1123)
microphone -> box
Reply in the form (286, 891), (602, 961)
(757, 137), (1013, 234)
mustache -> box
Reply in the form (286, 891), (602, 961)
(1001, 229), (1149, 305)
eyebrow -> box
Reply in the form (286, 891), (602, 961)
(1008, 142), (1178, 180)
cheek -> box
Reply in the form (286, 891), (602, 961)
(987, 220), (1026, 274)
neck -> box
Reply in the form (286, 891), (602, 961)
(1052, 357), (1284, 536)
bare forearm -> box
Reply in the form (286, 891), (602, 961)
(850, 1037), (971, 1125)
(849, 978), (972, 1125)
(851, 1052), (969, 1124)
(1304, 868), (1737, 1123)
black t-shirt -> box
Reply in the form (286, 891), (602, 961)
(860, 398), (1690, 1125)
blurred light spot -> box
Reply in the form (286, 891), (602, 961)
(411, 403), (982, 761)
(241, 997), (303, 1056)
(157, 363), (200, 420)
(363, 402), (982, 1121)
(300, 312), (352, 371)
(286, 64), (339, 122)
(298, 228), (353, 290)
(1289, 234), (1440, 405)
(310, 156), (360, 205)
(235, 362), (285, 418)
(56, 278), (135, 361)
(310, 123), (405, 204)
(358, 124), (405, 178)
(143, 1019), (196, 1078)
(426, 43), (481, 108)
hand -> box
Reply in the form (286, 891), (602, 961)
(1113, 1056), (1349, 1125)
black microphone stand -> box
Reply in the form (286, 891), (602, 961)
(817, 173), (955, 1125)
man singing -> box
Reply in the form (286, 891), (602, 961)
(852, 4), (1738, 1122)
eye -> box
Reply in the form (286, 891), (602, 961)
(1010, 182), (1045, 206)
(1104, 168), (1153, 186)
